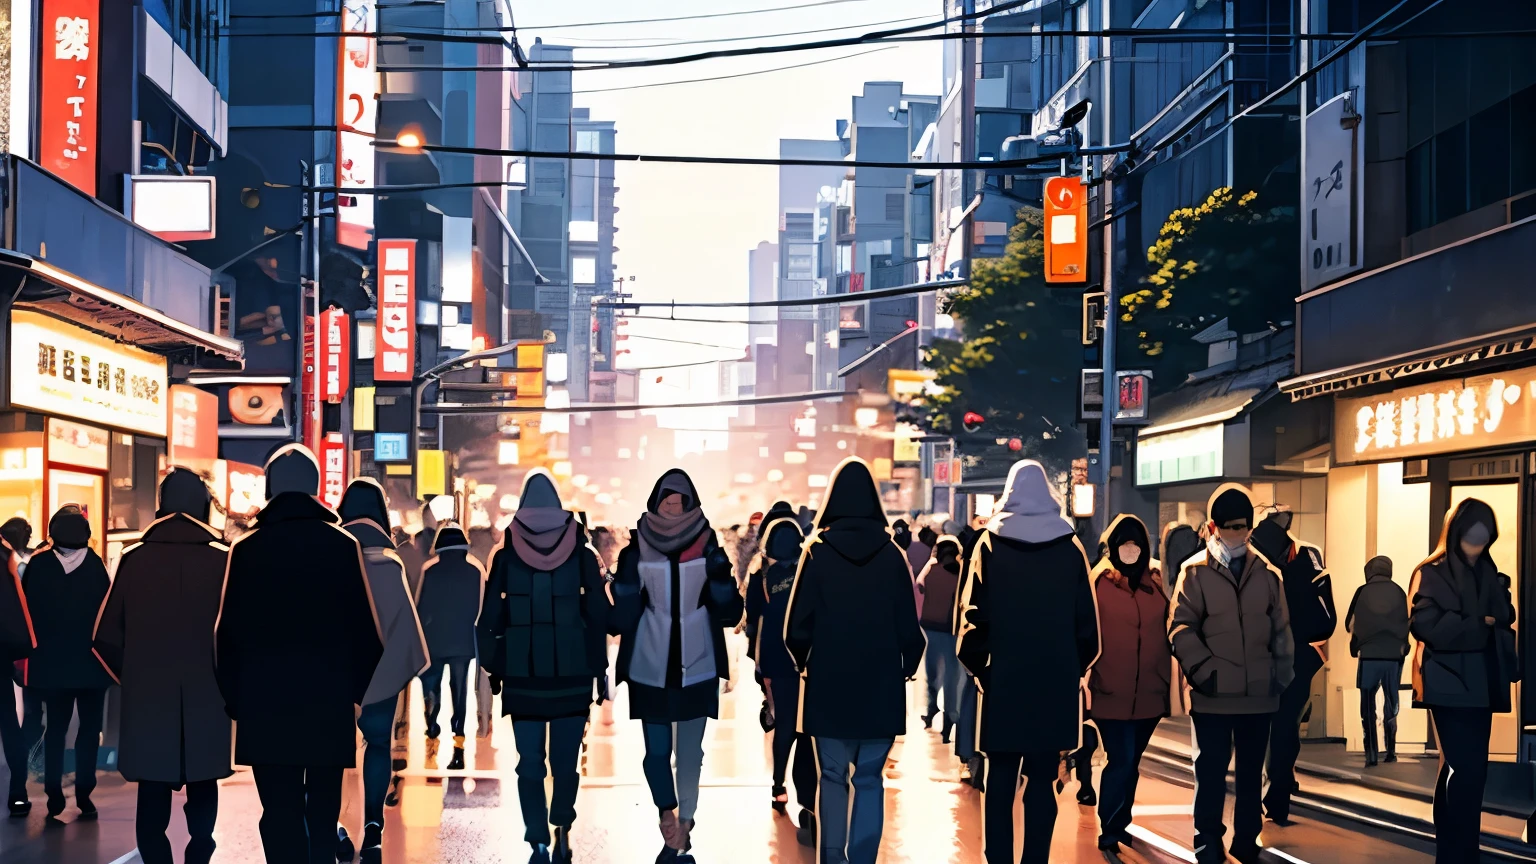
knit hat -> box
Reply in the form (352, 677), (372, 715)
(158, 467), (213, 521)
(1209, 486), (1254, 529)
(48, 505), (91, 550)
(265, 443), (320, 498)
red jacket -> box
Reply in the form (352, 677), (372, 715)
(1088, 567), (1172, 721)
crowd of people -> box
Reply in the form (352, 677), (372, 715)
(0, 448), (1513, 864)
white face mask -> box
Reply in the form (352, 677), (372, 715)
(1208, 535), (1247, 568)
(1117, 541), (1142, 566)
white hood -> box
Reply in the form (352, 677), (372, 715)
(986, 459), (1074, 543)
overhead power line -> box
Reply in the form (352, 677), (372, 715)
(516, 0), (888, 31)
(623, 333), (745, 351)
(425, 389), (850, 415)
(595, 278), (968, 310)
(547, 15), (934, 50)
(572, 46), (900, 94)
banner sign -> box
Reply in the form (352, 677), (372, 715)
(321, 308), (350, 403)
(226, 461), (266, 519)
(40, 0), (101, 196)
(375, 240), (416, 381)
(168, 384), (218, 472)
(320, 432), (347, 510)
(9, 310), (167, 436)
(336, 0), (377, 248)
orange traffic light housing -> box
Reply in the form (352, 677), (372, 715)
(1044, 176), (1089, 284)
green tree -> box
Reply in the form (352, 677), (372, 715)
(1120, 187), (1297, 379)
(922, 207), (1086, 468)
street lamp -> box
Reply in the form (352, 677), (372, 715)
(395, 127), (424, 151)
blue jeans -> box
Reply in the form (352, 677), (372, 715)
(814, 737), (892, 864)
(641, 718), (707, 821)
(1358, 659), (1402, 722)
(923, 629), (961, 723)
(956, 675), (979, 761)
(512, 717), (587, 844)
(1095, 717), (1160, 846)
(357, 696), (397, 828)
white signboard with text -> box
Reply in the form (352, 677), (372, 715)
(1304, 92), (1363, 291)
(9, 310), (168, 436)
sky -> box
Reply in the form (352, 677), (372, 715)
(511, 0), (945, 375)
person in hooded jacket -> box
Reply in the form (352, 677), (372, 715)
(1346, 555), (1409, 767)
(948, 519), (984, 787)
(1168, 484), (1294, 864)
(415, 521), (485, 771)
(957, 460), (1099, 864)
(610, 469), (743, 863)
(334, 478), (430, 857)
(786, 458), (925, 864)
(1409, 499), (1518, 864)
(916, 536), (963, 740)
(0, 534), (33, 816)
(746, 512), (816, 834)
(92, 470), (231, 862)
(476, 470), (609, 864)
(21, 504), (112, 819)
(1160, 522), (1203, 597)
(215, 444), (383, 864)
(1249, 509), (1336, 825)
(1086, 515), (1170, 854)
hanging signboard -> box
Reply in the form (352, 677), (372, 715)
(1334, 367), (1536, 465)
(320, 432), (348, 510)
(1044, 176), (1088, 283)
(9, 310), (167, 436)
(320, 308), (350, 403)
(336, 0), (377, 248)
(1304, 92), (1362, 291)
(226, 461), (266, 519)
(40, 0), (101, 196)
(375, 239), (416, 381)
(168, 384), (218, 472)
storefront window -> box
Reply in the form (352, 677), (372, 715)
(110, 434), (166, 533)
(0, 432), (45, 536)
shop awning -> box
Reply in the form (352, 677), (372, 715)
(1139, 356), (1293, 439)
(0, 249), (244, 368)
(1278, 325), (1536, 402)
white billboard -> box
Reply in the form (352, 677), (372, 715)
(337, 0), (376, 249)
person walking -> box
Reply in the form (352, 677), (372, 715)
(21, 505), (112, 820)
(907, 524), (935, 582)
(1169, 484), (1294, 864)
(1087, 514), (1171, 854)
(335, 478), (430, 858)
(786, 457), (926, 864)
(1251, 510), (1336, 825)
(92, 469), (232, 863)
(415, 521), (485, 771)
(1347, 555), (1409, 767)
(1, 518), (41, 800)
(957, 459), (1099, 864)
(1409, 499), (1518, 864)
(916, 535), (963, 740)
(215, 443), (383, 864)
(746, 511), (816, 838)
(610, 469), (743, 863)
(477, 470), (610, 864)
(0, 533), (33, 816)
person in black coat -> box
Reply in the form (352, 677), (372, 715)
(1347, 555), (1409, 767)
(94, 469), (232, 864)
(957, 459), (1099, 864)
(1409, 498), (1518, 864)
(415, 521), (484, 771)
(1250, 510), (1336, 825)
(746, 512), (815, 833)
(609, 468), (742, 863)
(0, 535), (33, 816)
(22, 504), (113, 820)
(785, 458), (925, 864)
(215, 444), (383, 864)
(477, 470), (609, 864)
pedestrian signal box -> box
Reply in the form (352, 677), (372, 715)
(1044, 176), (1089, 284)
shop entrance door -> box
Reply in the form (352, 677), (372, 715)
(1448, 482), (1521, 761)
(47, 469), (105, 558)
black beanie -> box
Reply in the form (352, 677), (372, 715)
(158, 467), (213, 521)
(1210, 487), (1254, 529)
(48, 505), (91, 550)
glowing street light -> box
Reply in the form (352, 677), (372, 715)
(395, 127), (424, 150)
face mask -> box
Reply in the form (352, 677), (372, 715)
(1207, 535), (1246, 568)
(1117, 542), (1142, 566)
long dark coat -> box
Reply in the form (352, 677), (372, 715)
(785, 461), (926, 740)
(416, 539), (484, 662)
(215, 492), (383, 767)
(0, 547), (32, 669)
(21, 547), (113, 690)
(478, 526), (610, 720)
(957, 531), (1099, 753)
(94, 515), (233, 784)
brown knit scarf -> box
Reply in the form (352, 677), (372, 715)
(637, 507), (709, 556)
(509, 507), (579, 571)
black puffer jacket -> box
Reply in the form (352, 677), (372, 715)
(417, 525), (485, 661)
(1251, 515), (1336, 677)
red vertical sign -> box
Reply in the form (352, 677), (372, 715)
(375, 240), (416, 381)
(1044, 176), (1089, 284)
(320, 432), (348, 510)
(321, 309), (351, 403)
(40, 0), (101, 196)
(301, 314), (318, 453)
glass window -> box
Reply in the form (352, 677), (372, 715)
(1406, 141), (1432, 235)
(1468, 102), (1511, 212)
(1433, 122), (1468, 224)
(575, 130), (601, 153)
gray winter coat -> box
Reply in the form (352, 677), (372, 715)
(1169, 547), (1295, 715)
(1347, 556), (1410, 662)
(346, 520), (430, 706)
(93, 515), (233, 784)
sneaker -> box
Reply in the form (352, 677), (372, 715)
(7, 796), (29, 817)
(796, 810), (817, 848)
(362, 822), (382, 851)
(337, 826), (356, 862)
(447, 747), (465, 771)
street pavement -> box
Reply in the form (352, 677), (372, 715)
(0, 634), (1463, 863)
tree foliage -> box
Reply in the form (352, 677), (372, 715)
(1120, 187), (1297, 381)
(922, 207), (1085, 466)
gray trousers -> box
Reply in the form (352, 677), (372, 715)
(641, 718), (707, 821)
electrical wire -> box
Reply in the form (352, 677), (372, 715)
(572, 46), (901, 94)
(595, 278), (967, 310)
(541, 15), (934, 50)
(425, 388), (850, 415)
(623, 333), (745, 351)
(622, 313), (786, 325)
(505, 0), (889, 31)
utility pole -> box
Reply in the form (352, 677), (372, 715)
(1095, 0), (1115, 534)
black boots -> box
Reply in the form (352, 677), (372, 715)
(1363, 724), (1380, 767)
(447, 747), (466, 770)
(941, 715), (955, 745)
(552, 825), (573, 863)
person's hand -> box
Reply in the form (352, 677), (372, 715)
(734, 621), (746, 634)
(1485, 616), (1497, 626)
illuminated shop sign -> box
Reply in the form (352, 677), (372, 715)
(40, 0), (101, 195)
(1335, 367), (1536, 464)
(9, 310), (168, 436)
(375, 239), (416, 381)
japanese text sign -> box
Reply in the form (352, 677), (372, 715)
(168, 385), (218, 472)
(40, 0), (101, 196)
(1044, 176), (1088, 284)
(9, 310), (167, 436)
(1334, 367), (1536, 464)
(375, 239), (416, 381)
(337, 0), (377, 248)
(321, 308), (351, 403)
(321, 432), (348, 510)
